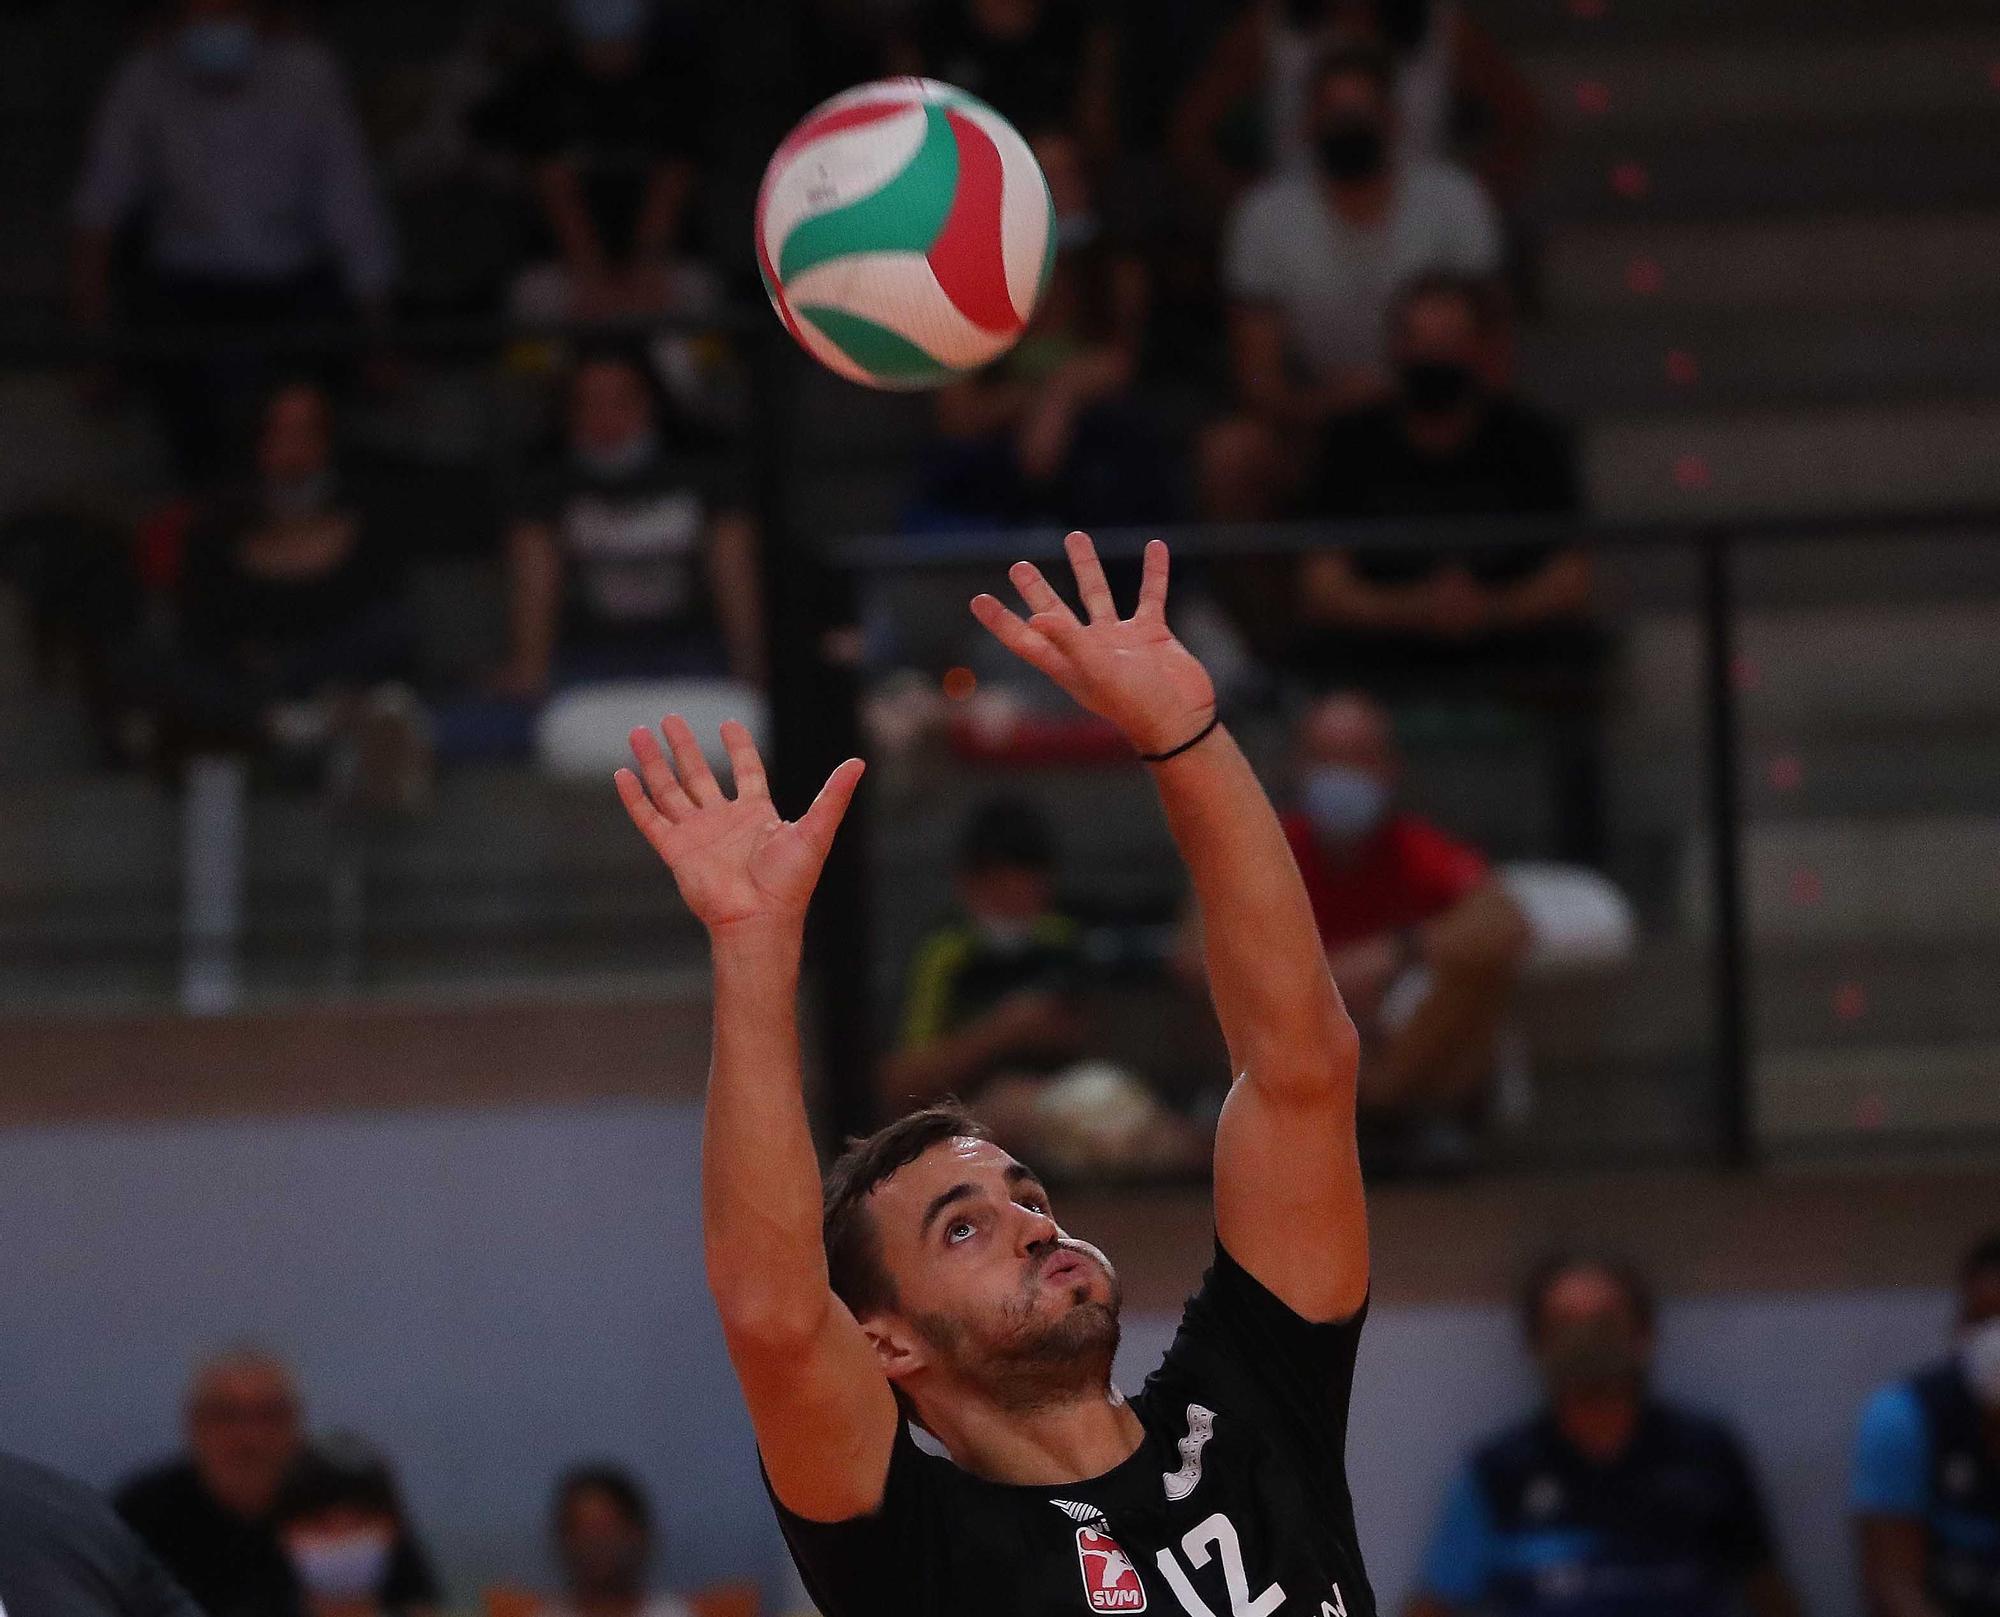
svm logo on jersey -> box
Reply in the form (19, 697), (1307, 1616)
(1076, 1525), (1148, 1612)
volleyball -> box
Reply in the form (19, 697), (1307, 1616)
(754, 77), (1055, 389)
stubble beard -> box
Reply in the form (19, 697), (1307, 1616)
(916, 1250), (1124, 1414)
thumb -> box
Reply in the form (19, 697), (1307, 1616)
(795, 757), (866, 858)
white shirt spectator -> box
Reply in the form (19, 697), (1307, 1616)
(73, 36), (396, 300)
(1223, 159), (1500, 378)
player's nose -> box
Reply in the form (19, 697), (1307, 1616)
(1015, 1206), (1060, 1253)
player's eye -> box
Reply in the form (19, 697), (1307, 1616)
(946, 1219), (977, 1245)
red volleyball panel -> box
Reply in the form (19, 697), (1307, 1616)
(928, 108), (1024, 336)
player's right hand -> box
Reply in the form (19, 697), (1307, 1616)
(615, 716), (864, 935)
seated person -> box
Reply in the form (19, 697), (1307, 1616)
(71, 0), (397, 476)
(1199, 41), (1502, 523)
(888, 0), (1118, 168)
(1256, 692), (1528, 1148)
(494, 350), (761, 701)
(1171, 0), (1541, 212)
(542, 1465), (689, 1617)
(1407, 1256), (1801, 1617)
(1286, 273), (1604, 861)
(162, 381), (428, 810)
(473, 0), (721, 407)
(883, 796), (1201, 1176)
(118, 1348), (439, 1617)
(273, 1441), (436, 1617)
(1852, 1231), (2000, 1617)
(915, 129), (1174, 532)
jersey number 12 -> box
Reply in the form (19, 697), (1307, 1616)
(1152, 1513), (1284, 1617)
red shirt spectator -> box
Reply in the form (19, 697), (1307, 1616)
(1283, 808), (1487, 951)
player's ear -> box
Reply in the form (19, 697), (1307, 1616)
(862, 1316), (929, 1383)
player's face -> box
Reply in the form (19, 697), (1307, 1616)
(868, 1138), (1122, 1409)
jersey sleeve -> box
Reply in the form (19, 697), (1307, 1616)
(1399, 819), (1490, 911)
(1416, 1463), (1499, 1605)
(1150, 1237), (1367, 1474)
(1852, 1382), (1930, 1516)
(764, 1420), (939, 1617)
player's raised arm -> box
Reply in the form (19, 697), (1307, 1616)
(615, 718), (897, 1522)
(973, 534), (1367, 1322)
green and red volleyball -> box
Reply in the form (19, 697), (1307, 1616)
(754, 77), (1055, 389)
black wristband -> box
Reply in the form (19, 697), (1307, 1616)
(1137, 714), (1221, 764)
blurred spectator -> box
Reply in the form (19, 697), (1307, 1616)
(154, 381), (430, 811)
(1242, 692), (1529, 1153)
(72, 0), (397, 477)
(493, 350), (761, 705)
(1852, 1231), (2000, 1617)
(472, 0), (717, 339)
(883, 796), (1203, 1175)
(272, 1441), (435, 1617)
(544, 1466), (690, 1617)
(1, 1449), (201, 1617)
(117, 1349), (439, 1617)
(1199, 42), (1501, 522)
(1254, 273), (1605, 863)
(1407, 1257), (1801, 1617)
(889, 0), (1119, 168)
(1171, 0), (1539, 211)
(911, 130), (1177, 531)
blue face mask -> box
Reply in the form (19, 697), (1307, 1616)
(567, 0), (650, 46)
(179, 18), (257, 80)
(287, 1533), (393, 1603)
(1300, 764), (1390, 842)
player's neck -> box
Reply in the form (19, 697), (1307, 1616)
(925, 1385), (1146, 1487)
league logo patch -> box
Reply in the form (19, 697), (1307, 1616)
(1076, 1525), (1147, 1612)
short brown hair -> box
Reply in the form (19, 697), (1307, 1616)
(823, 1105), (990, 1320)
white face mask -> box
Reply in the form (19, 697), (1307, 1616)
(1960, 1317), (2000, 1409)
(288, 1531), (394, 1603)
(972, 915), (1037, 953)
(1300, 764), (1390, 842)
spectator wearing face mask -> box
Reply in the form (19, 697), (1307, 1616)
(473, 0), (715, 336)
(1852, 1231), (2000, 1617)
(157, 379), (430, 811)
(542, 1466), (689, 1617)
(1406, 1257), (1801, 1617)
(912, 129), (1177, 532)
(1172, 0), (1540, 213)
(1199, 42), (1501, 523)
(272, 1442), (435, 1617)
(117, 1350), (439, 1617)
(1290, 272), (1603, 861)
(72, 0), (397, 477)
(492, 350), (760, 708)
(1264, 691), (1528, 1148)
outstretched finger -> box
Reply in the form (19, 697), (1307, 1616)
(629, 726), (695, 821)
(661, 713), (723, 805)
(1064, 530), (1118, 623)
(971, 593), (1072, 683)
(1137, 538), (1170, 619)
(1007, 559), (1075, 624)
(718, 719), (768, 802)
(796, 757), (866, 857)
(614, 766), (676, 858)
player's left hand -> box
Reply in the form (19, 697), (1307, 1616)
(971, 531), (1216, 758)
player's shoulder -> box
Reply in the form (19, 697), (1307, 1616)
(1466, 1412), (1553, 1485)
(1859, 1372), (1936, 1441)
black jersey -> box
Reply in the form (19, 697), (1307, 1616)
(769, 1238), (1376, 1617)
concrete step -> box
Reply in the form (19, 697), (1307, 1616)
(1683, 814), (2000, 944)
(1585, 400), (2000, 520)
(1526, 30), (2000, 134)
(1621, 600), (2000, 737)
(1535, 116), (2000, 225)
(1757, 1040), (2000, 1145)
(1485, 0), (1999, 49)
(1523, 305), (2000, 414)
(1752, 941), (2000, 1050)
(1548, 212), (2000, 317)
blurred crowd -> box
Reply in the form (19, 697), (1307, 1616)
(0, 0), (1633, 1168)
(34, 1232), (2000, 1617)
